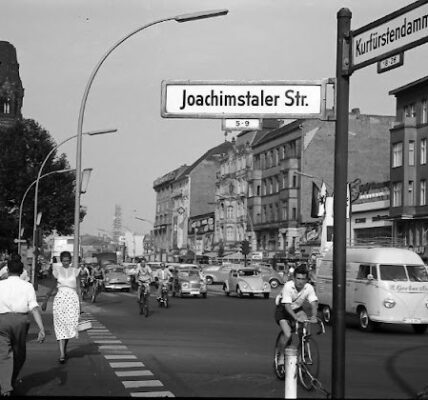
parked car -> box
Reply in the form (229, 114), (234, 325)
(171, 267), (207, 298)
(202, 264), (235, 285)
(251, 264), (285, 288)
(104, 264), (131, 292)
(223, 267), (271, 298)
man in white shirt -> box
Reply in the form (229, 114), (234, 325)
(275, 264), (318, 348)
(0, 258), (45, 396)
(155, 263), (173, 300)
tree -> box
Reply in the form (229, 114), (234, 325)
(0, 119), (82, 251)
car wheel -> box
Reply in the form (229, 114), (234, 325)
(205, 276), (213, 285)
(264, 293), (269, 299)
(358, 307), (377, 332)
(202, 292), (207, 298)
(270, 279), (280, 289)
(237, 286), (244, 298)
(321, 305), (332, 325)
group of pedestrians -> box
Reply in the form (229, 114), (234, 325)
(0, 251), (84, 396)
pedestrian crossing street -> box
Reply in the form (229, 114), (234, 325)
(83, 314), (174, 397)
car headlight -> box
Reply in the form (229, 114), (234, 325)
(263, 282), (270, 290)
(383, 298), (396, 308)
(105, 277), (110, 283)
(182, 282), (189, 289)
(240, 281), (248, 289)
(126, 276), (131, 282)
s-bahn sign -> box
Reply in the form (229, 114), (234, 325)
(161, 79), (330, 120)
(351, 0), (428, 71)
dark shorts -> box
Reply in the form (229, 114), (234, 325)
(274, 304), (303, 325)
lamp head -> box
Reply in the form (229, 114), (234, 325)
(175, 9), (228, 23)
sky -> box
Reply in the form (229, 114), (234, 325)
(2, 0), (428, 236)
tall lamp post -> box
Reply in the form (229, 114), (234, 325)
(31, 129), (116, 288)
(18, 168), (76, 256)
(73, 9), (229, 271)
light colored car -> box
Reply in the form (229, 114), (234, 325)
(104, 264), (131, 291)
(251, 264), (285, 288)
(202, 264), (235, 285)
(224, 267), (271, 298)
(171, 267), (207, 298)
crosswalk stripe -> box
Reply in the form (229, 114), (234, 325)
(115, 370), (153, 377)
(105, 355), (137, 360)
(110, 361), (145, 368)
(123, 380), (163, 388)
(99, 345), (128, 350)
(130, 391), (174, 397)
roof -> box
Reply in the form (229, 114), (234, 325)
(153, 164), (188, 189)
(389, 75), (428, 96)
(252, 119), (302, 148)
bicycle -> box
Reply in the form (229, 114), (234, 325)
(157, 281), (169, 308)
(273, 317), (325, 391)
(138, 281), (150, 317)
(80, 277), (91, 300)
(90, 277), (103, 303)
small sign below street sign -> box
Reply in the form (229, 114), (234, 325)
(222, 118), (262, 131)
(351, 0), (428, 71)
(161, 79), (330, 120)
(377, 52), (404, 73)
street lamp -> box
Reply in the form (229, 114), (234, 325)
(73, 9), (229, 270)
(31, 129), (115, 287)
(18, 168), (75, 255)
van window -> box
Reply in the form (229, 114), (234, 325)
(379, 265), (407, 281)
(407, 265), (428, 282)
(357, 265), (377, 280)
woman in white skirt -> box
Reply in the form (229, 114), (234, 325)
(42, 251), (80, 363)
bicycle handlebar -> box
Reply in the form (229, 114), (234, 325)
(298, 317), (325, 335)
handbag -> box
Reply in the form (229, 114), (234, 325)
(77, 319), (93, 332)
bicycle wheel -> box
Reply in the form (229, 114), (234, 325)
(91, 283), (97, 303)
(143, 293), (149, 317)
(298, 336), (320, 391)
(273, 331), (286, 380)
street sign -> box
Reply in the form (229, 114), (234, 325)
(222, 118), (262, 131)
(14, 239), (26, 243)
(351, 0), (428, 71)
(377, 52), (404, 73)
(161, 79), (331, 120)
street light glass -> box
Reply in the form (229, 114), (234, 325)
(175, 9), (229, 23)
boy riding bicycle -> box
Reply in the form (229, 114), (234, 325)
(155, 262), (172, 301)
(135, 258), (152, 301)
(275, 264), (318, 348)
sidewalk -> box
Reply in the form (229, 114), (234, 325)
(13, 278), (124, 397)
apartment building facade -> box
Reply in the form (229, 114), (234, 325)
(389, 76), (428, 257)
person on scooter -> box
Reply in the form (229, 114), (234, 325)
(155, 262), (172, 301)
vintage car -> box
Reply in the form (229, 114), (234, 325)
(223, 267), (271, 298)
(250, 264), (285, 288)
(171, 266), (207, 298)
(104, 264), (132, 292)
(202, 264), (235, 285)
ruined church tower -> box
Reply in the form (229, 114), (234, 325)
(0, 41), (24, 127)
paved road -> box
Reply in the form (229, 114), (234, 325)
(16, 281), (428, 398)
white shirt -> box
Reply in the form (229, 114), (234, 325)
(0, 276), (39, 313)
(53, 265), (80, 289)
(156, 268), (172, 281)
(280, 280), (318, 310)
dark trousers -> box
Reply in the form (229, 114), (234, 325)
(0, 313), (30, 394)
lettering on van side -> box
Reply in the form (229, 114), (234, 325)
(390, 283), (428, 292)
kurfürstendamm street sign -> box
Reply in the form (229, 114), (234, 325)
(161, 79), (332, 120)
(351, 0), (428, 71)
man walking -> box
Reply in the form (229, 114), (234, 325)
(0, 258), (45, 396)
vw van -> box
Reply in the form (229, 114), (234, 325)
(316, 247), (428, 333)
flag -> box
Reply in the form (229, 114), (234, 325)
(311, 181), (327, 218)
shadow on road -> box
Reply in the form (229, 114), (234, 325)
(385, 344), (428, 398)
(14, 366), (68, 395)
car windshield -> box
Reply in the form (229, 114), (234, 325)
(238, 269), (258, 276)
(106, 267), (123, 273)
(407, 265), (428, 282)
(379, 264), (428, 281)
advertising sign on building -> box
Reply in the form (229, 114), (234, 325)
(161, 80), (331, 120)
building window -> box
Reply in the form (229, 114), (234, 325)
(262, 206), (267, 223)
(392, 182), (402, 207)
(292, 207), (297, 220)
(275, 176), (279, 192)
(420, 180), (426, 206)
(422, 99), (428, 124)
(282, 173), (288, 189)
(405, 103), (416, 118)
(408, 181), (414, 205)
(227, 205), (234, 219)
(392, 142), (403, 168)
(421, 139), (427, 165)
(262, 180), (266, 196)
(226, 226), (234, 241)
(256, 185), (260, 196)
(409, 141), (415, 166)
(292, 174), (297, 188)
(282, 201), (287, 220)
(281, 146), (286, 160)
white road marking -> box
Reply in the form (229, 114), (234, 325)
(99, 345), (128, 350)
(123, 380), (163, 388)
(130, 391), (174, 397)
(109, 361), (145, 368)
(94, 340), (123, 344)
(105, 355), (137, 360)
(115, 370), (153, 377)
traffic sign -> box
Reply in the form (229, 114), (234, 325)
(161, 79), (331, 120)
(351, 0), (428, 71)
(222, 118), (262, 131)
(14, 239), (26, 243)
